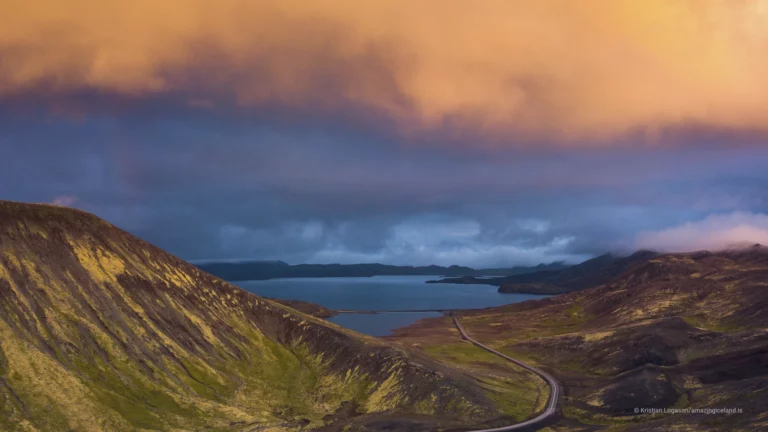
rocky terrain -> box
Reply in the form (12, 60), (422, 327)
(394, 246), (768, 431)
(0, 201), (542, 432)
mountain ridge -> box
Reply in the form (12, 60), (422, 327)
(0, 201), (528, 431)
(196, 260), (568, 282)
(428, 250), (658, 295)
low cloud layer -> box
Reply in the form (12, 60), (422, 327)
(297, 217), (588, 267)
(198, 216), (589, 266)
(635, 212), (768, 253)
(4, 0), (768, 143)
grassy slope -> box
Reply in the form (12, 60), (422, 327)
(394, 249), (768, 431)
(0, 202), (503, 431)
(421, 342), (550, 421)
(387, 315), (552, 425)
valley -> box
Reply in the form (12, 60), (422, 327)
(0, 202), (544, 431)
(2, 201), (767, 431)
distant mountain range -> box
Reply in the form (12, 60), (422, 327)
(428, 251), (659, 294)
(195, 260), (569, 282)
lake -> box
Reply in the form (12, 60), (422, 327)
(237, 275), (546, 336)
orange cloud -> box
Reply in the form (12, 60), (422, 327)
(3, 0), (768, 143)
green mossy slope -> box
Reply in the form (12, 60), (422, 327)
(0, 201), (502, 431)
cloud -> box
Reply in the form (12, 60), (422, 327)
(50, 195), (78, 207)
(212, 215), (591, 267)
(634, 212), (768, 252)
(3, 0), (768, 143)
(517, 219), (551, 234)
(309, 234), (587, 268)
(5, 104), (768, 267)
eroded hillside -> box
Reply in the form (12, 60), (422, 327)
(0, 201), (521, 431)
(394, 246), (768, 431)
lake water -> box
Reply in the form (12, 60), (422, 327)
(236, 275), (546, 336)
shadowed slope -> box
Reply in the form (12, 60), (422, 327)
(0, 201), (509, 431)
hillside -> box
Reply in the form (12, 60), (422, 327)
(0, 201), (540, 432)
(428, 251), (657, 295)
(394, 246), (768, 431)
(196, 260), (567, 282)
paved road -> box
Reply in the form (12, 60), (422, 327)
(451, 314), (560, 432)
(335, 308), (458, 314)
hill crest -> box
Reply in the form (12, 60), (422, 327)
(0, 201), (510, 431)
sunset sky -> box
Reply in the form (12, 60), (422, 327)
(3, 0), (768, 266)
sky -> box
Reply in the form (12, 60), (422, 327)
(3, 0), (768, 267)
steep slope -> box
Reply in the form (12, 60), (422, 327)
(0, 201), (519, 432)
(394, 246), (768, 431)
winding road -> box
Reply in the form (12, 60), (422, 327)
(451, 314), (560, 432)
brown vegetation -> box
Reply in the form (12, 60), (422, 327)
(394, 246), (768, 431)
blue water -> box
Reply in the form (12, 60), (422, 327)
(329, 312), (443, 337)
(236, 275), (545, 336)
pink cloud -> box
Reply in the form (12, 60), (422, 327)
(635, 212), (768, 252)
(50, 195), (79, 207)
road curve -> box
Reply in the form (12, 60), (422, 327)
(451, 314), (560, 432)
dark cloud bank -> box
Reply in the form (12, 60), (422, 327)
(3, 0), (768, 266)
(3, 109), (768, 266)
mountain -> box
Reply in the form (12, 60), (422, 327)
(0, 201), (528, 431)
(468, 261), (569, 276)
(196, 260), (567, 282)
(394, 246), (768, 431)
(428, 251), (658, 294)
